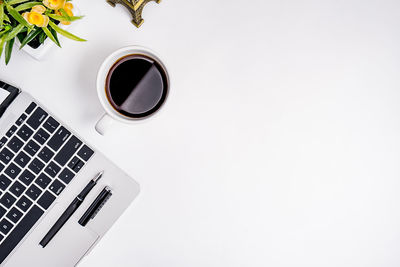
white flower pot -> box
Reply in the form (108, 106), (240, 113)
(16, 33), (61, 60)
(16, 7), (81, 60)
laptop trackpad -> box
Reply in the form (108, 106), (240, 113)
(4, 203), (100, 267)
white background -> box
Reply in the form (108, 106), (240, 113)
(1, 0), (400, 266)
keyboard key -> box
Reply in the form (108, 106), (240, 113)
(0, 219), (13, 235)
(0, 193), (16, 209)
(0, 147), (14, 164)
(15, 114), (27, 126)
(26, 184), (42, 201)
(35, 173), (51, 189)
(0, 206), (6, 218)
(37, 191), (56, 210)
(16, 125), (33, 141)
(4, 163), (21, 179)
(0, 175), (11, 191)
(43, 117), (59, 133)
(38, 147), (54, 163)
(77, 145), (94, 161)
(26, 107), (47, 129)
(44, 161), (61, 178)
(23, 140), (40, 156)
(72, 160), (84, 173)
(58, 168), (75, 184)
(18, 170), (35, 186)
(6, 208), (22, 224)
(0, 137), (7, 149)
(7, 136), (24, 153)
(16, 196), (32, 212)
(25, 102), (37, 114)
(49, 179), (65, 196)
(8, 181), (26, 198)
(34, 129), (50, 145)
(67, 156), (79, 169)
(0, 205), (43, 264)
(0, 162), (4, 173)
(54, 136), (82, 166)
(28, 159), (45, 174)
(47, 126), (70, 151)
(6, 125), (17, 138)
(14, 151), (30, 168)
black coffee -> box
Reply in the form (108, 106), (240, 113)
(106, 54), (168, 118)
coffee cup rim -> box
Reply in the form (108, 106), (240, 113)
(96, 45), (170, 124)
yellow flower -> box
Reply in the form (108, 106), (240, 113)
(31, 5), (46, 14)
(64, 2), (73, 10)
(56, 2), (74, 25)
(22, 5), (49, 27)
(43, 0), (66, 10)
(22, 11), (49, 27)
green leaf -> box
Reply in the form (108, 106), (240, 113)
(0, 36), (6, 58)
(48, 14), (83, 22)
(6, 5), (32, 29)
(0, 27), (10, 38)
(14, 2), (41, 12)
(38, 30), (46, 43)
(5, 37), (14, 64)
(3, 14), (10, 23)
(42, 26), (60, 47)
(5, 24), (24, 41)
(0, 4), (4, 28)
(59, 8), (68, 17)
(48, 20), (86, 42)
(19, 26), (41, 49)
(7, 0), (30, 5)
(48, 26), (59, 45)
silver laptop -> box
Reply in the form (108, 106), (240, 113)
(0, 80), (140, 266)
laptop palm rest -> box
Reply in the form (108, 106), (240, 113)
(3, 203), (99, 267)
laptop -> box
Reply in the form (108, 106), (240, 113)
(0, 80), (140, 266)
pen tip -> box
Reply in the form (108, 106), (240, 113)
(94, 171), (104, 182)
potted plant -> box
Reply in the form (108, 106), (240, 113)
(0, 0), (85, 64)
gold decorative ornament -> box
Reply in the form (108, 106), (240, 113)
(106, 0), (161, 28)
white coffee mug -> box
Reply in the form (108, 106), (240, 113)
(95, 46), (170, 135)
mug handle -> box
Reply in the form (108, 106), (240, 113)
(95, 114), (114, 135)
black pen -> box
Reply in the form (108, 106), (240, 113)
(39, 171), (104, 248)
(78, 186), (112, 226)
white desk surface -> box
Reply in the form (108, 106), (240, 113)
(1, 0), (400, 266)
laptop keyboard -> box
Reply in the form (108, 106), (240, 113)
(0, 102), (94, 263)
